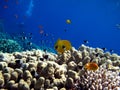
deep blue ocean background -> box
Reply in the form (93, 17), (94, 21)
(0, 0), (120, 54)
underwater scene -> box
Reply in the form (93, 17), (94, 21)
(0, 0), (120, 90)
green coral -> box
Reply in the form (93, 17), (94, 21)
(0, 39), (22, 53)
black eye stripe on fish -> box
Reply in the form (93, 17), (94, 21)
(55, 45), (58, 49)
(62, 45), (65, 49)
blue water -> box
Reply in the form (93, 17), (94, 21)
(0, 0), (120, 54)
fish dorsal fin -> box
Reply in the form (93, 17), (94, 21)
(56, 38), (61, 43)
(54, 38), (61, 46)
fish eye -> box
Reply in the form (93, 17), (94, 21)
(55, 45), (58, 49)
(62, 45), (65, 49)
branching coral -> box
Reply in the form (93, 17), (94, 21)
(74, 66), (120, 90)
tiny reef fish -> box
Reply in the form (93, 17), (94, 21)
(54, 39), (72, 54)
(83, 40), (89, 44)
(66, 19), (71, 24)
(84, 62), (99, 71)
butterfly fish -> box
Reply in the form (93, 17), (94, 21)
(54, 39), (72, 54)
(84, 62), (99, 71)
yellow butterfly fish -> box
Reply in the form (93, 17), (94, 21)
(54, 39), (72, 54)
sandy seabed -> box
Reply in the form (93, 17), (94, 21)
(0, 44), (120, 90)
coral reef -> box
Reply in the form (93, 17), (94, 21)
(0, 32), (55, 53)
(0, 39), (22, 53)
(75, 66), (120, 90)
(0, 44), (119, 90)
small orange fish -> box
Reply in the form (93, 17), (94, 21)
(38, 25), (43, 29)
(3, 5), (8, 9)
(54, 39), (72, 54)
(16, 0), (19, 5)
(4, 0), (8, 2)
(39, 30), (44, 34)
(84, 62), (99, 71)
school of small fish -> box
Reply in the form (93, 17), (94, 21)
(2, 0), (119, 72)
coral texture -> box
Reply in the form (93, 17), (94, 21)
(0, 45), (119, 90)
(0, 39), (22, 53)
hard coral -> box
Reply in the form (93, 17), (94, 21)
(75, 66), (120, 90)
(0, 44), (119, 90)
(0, 71), (4, 87)
(0, 39), (22, 53)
